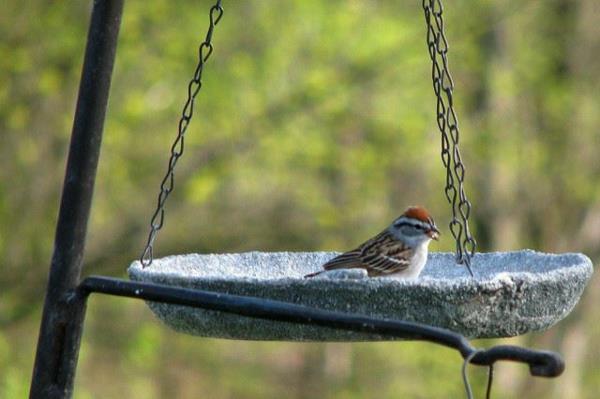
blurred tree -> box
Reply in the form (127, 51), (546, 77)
(1, 0), (598, 398)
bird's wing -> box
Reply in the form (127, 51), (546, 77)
(358, 232), (413, 276)
(322, 231), (413, 276)
(321, 248), (365, 270)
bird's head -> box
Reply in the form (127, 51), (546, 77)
(389, 206), (440, 245)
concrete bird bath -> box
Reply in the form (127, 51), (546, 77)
(128, 250), (593, 340)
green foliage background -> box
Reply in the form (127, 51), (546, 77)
(1, 0), (599, 397)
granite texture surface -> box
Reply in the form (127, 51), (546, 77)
(128, 251), (593, 340)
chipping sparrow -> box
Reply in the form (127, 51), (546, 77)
(305, 206), (439, 279)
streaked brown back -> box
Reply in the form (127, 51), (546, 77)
(322, 231), (414, 276)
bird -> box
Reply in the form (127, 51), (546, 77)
(305, 206), (440, 279)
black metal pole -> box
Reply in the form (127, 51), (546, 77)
(29, 1), (123, 398)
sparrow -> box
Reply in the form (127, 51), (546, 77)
(305, 206), (439, 278)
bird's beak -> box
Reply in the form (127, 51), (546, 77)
(426, 226), (440, 240)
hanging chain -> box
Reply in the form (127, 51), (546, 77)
(462, 351), (494, 399)
(422, 0), (476, 275)
(462, 351), (479, 399)
(140, 0), (223, 267)
(485, 364), (494, 399)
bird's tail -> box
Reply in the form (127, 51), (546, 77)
(304, 270), (324, 278)
(305, 251), (364, 278)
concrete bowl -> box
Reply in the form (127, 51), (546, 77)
(128, 250), (593, 341)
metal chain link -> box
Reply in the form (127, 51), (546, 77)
(140, 0), (223, 267)
(462, 350), (495, 399)
(461, 350), (494, 399)
(462, 350), (480, 399)
(422, 0), (476, 276)
(485, 364), (494, 399)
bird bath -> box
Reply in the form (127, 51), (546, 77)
(128, 250), (593, 341)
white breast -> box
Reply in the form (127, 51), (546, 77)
(388, 241), (430, 279)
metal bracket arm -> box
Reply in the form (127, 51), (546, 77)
(79, 276), (565, 378)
